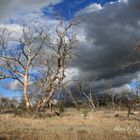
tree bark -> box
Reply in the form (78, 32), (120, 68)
(36, 89), (54, 112)
(23, 71), (32, 112)
(81, 91), (96, 111)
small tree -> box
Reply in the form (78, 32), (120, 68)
(78, 81), (96, 111)
(65, 86), (80, 110)
(120, 41), (140, 115)
(107, 81), (115, 110)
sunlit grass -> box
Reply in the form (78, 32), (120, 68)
(0, 108), (140, 140)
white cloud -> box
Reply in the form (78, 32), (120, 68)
(0, 0), (62, 20)
(118, 0), (128, 3)
(15, 0), (62, 10)
(7, 80), (22, 91)
(0, 24), (22, 31)
(77, 3), (102, 15)
(5, 79), (34, 91)
(0, 24), (23, 39)
(112, 84), (132, 95)
(75, 27), (86, 43)
(64, 67), (80, 84)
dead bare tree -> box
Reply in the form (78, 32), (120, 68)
(119, 41), (140, 115)
(64, 86), (80, 110)
(107, 81), (115, 110)
(78, 81), (96, 111)
(35, 19), (79, 113)
(0, 26), (48, 112)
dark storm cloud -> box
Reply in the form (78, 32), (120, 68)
(128, 0), (140, 10)
(72, 0), (140, 91)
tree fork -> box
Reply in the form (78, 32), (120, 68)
(36, 90), (55, 112)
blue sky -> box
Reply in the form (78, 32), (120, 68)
(0, 87), (21, 99)
(130, 81), (140, 89)
(42, 0), (117, 20)
(0, 79), (21, 99)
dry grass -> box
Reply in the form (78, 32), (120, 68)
(0, 108), (140, 140)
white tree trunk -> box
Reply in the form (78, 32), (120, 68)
(23, 72), (32, 112)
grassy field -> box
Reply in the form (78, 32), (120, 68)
(0, 108), (140, 140)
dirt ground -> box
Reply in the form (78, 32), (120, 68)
(0, 108), (140, 140)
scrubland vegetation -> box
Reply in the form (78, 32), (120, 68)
(1, 108), (140, 140)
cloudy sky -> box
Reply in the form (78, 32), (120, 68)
(0, 0), (140, 97)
